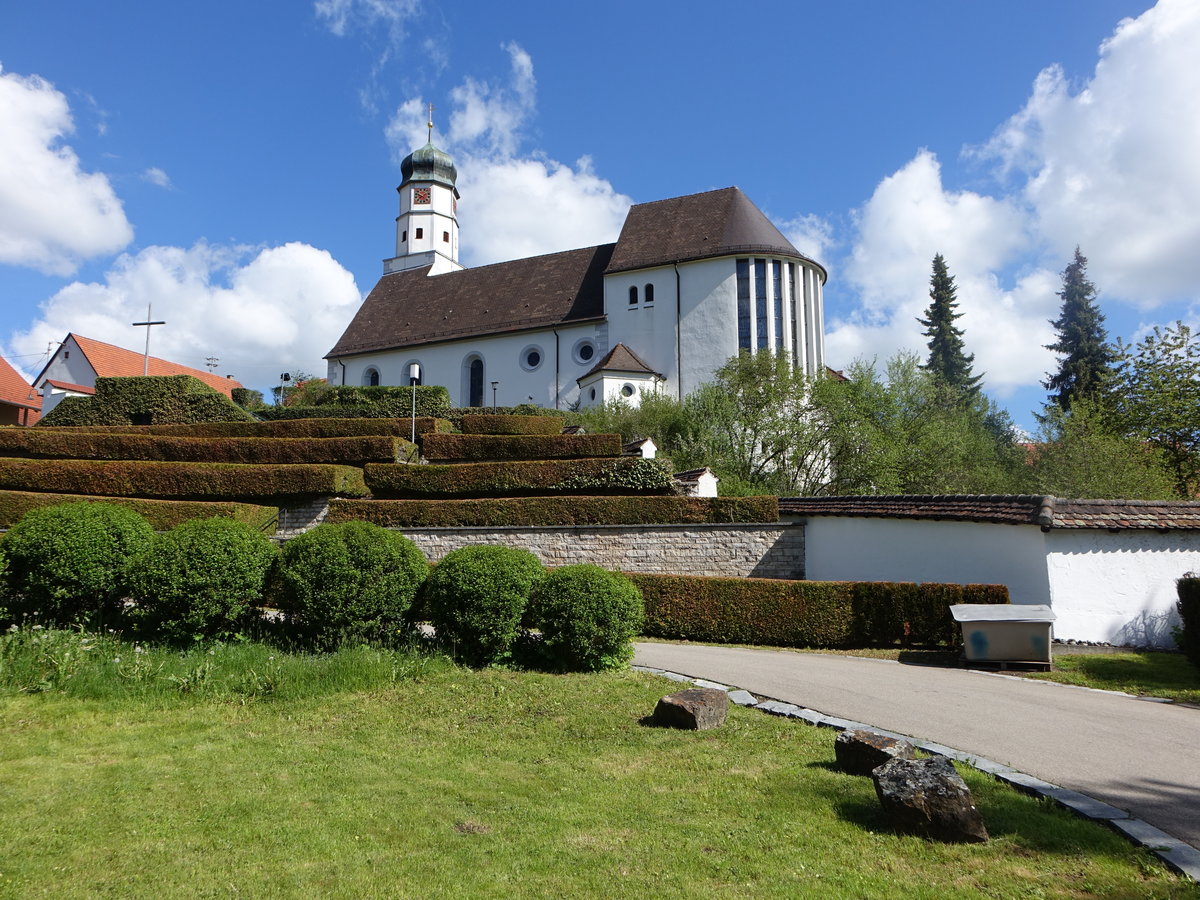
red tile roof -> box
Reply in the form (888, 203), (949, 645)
(778, 495), (1200, 531)
(44, 380), (95, 394)
(70, 334), (243, 396)
(0, 357), (41, 411)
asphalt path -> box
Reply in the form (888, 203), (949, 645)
(634, 641), (1200, 850)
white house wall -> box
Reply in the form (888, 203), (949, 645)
(1045, 530), (1197, 648)
(36, 335), (99, 414)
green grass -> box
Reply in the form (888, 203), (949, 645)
(0, 630), (1195, 898)
(1023, 651), (1200, 704)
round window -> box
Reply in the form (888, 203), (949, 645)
(574, 340), (596, 364)
(520, 344), (544, 372)
(621, 383), (636, 398)
(589, 387), (597, 401)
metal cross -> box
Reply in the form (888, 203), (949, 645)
(131, 304), (166, 375)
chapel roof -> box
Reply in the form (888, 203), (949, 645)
(35, 334), (244, 397)
(579, 343), (663, 380)
(777, 495), (1200, 531)
(327, 244), (613, 358)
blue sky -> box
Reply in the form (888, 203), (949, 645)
(2, 0), (1196, 431)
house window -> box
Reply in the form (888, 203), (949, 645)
(415, 228), (424, 240)
(645, 283), (654, 305)
(736, 258), (751, 349)
(628, 285), (638, 306)
(466, 357), (484, 407)
(443, 231), (450, 243)
(755, 258), (768, 349)
(363, 367), (381, 387)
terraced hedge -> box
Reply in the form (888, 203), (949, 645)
(459, 414), (564, 435)
(33, 417), (451, 439)
(632, 573), (1009, 648)
(0, 458), (368, 502)
(365, 457), (674, 498)
(0, 430), (414, 465)
(328, 495), (778, 527)
(0, 490), (276, 531)
(421, 433), (623, 462)
(257, 385), (451, 420)
(444, 406), (568, 431)
(38, 375), (255, 427)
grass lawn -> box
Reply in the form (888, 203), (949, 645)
(1022, 651), (1200, 705)
(0, 634), (1196, 898)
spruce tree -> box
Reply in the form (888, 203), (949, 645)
(1043, 247), (1115, 413)
(917, 253), (981, 396)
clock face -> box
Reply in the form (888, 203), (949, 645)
(413, 187), (431, 205)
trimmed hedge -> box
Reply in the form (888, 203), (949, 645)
(421, 433), (623, 462)
(257, 385), (451, 419)
(459, 415), (564, 436)
(444, 405), (568, 431)
(329, 495), (779, 527)
(0, 490), (276, 531)
(37, 375), (255, 427)
(364, 457), (675, 498)
(1177, 575), (1200, 668)
(632, 573), (1009, 649)
(0, 458), (368, 502)
(0, 430), (414, 466)
(526, 565), (644, 672)
(33, 417), (451, 439)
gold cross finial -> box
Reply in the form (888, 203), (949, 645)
(427, 102), (435, 142)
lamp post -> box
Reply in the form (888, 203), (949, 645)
(408, 363), (421, 446)
(491, 381), (499, 411)
(278, 372), (291, 407)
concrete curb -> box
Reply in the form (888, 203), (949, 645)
(633, 664), (1200, 883)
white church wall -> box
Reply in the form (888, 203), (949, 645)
(1044, 530), (1197, 648)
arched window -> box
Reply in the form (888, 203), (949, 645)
(645, 283), (654, 305)
(628, 285), (638, 306)
(363, 367), (381, 387)
(465, 356), (484, 408)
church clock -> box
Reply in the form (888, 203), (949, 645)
(413, 187), (432, 205)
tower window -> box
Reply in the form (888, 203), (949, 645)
(645, 283), (654, 305)
(401, 230), (407, 243)
(628, 286), (638, 306)
(443, 231), (450, 243)
(415, 228), (423, 239)
(736, 258), (751, 349)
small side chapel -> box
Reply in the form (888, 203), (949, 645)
(325, 119), (827, 409)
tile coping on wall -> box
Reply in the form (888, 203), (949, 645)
(632, 664), (1200, 883)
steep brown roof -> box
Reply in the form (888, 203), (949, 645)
(778, 495), (1200, 531)
(55, 335), (243, 397)
(579, 343), (662, 379)
(605, 187), (817, 274)
(328, 244), (613, 357)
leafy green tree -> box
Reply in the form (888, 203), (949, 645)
(1110, 322), (1200, 495)
(917, 254), (981, 396)
(1043, 247), (1116, 413)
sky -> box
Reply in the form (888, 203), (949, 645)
(2, 0), (1198, 431)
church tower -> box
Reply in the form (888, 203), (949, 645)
(384, 107), (462, 276)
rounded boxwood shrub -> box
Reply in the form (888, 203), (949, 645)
(2, 501), (154, 627)
(277, 521), (428, 649)
(422, 545), (544, 666)
(126, 517), (279, 643)
(527, 565), (644, 672)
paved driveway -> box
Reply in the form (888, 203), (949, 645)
(634, 642), (1200, 850)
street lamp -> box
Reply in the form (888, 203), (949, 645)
(408, 363), (421, 446)
(491, 381), (499, 411)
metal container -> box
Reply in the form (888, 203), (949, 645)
(950, 604), (1055, 665)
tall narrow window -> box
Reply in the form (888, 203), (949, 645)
(415, 227), (423, 239)
(628, 285), (638, 306)
(789, 263), (800, 363)
(773, 260), (784, 350)
(736, 258), (751, 349)
(644, 283), (654, 305)
(755, 258), (768, 349)
(468, 358), (484, 407)
(368, 369), (380, 386)
(443, 231), (450, 243)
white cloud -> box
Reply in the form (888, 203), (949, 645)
(142, 167), (172, 189)
(0, 67), (133, 275)
(385, 43), (631, 265)
(978, 0), (1200, 304)
(8, 241), (361, 387)
(313, 0), (419, 40)
(779, 213), (835, 265)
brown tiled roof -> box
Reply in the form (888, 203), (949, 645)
(580, 343), (662, 380)
(778, 495), (1200, 531)
(327, 244), (613, 357)
(66, 335), (243, 397)
(44, 379), (95, 394)
(0, 358), (41, 411)
(605, 187), (819, 275)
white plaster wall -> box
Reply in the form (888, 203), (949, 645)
(36, 336), (100, 413)
(1045, 530), (1198, 648)
(802, 517), (1052, 606)
(605, 264), (680, 392)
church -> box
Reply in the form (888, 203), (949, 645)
(325, 136), (827, 409)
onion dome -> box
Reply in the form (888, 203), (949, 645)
(400, 142), (458, 191)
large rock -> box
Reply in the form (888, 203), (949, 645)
(835, 729), (917, 776)
(871, 756), (989, 843)
(652, 688), (728, 730)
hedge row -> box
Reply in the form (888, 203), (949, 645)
(0, 490), (276, 531)
(0, 458), (368, 502)
(459, 414), (565, 436)
(258, 385), (452, 419)
(444, 405), (568, 431)
(34, 417), (451, 439)
(421, 433), (623, 462)
(364, 457), (675, 498)
(631, 573), (1009, 648)
(38, 376), (255, 427)
(328, 495), (778, 527)
(0, 430), (414, 466)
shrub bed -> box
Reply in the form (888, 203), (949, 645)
(459, 415), (564, 435)
(0, 490), (276, 531)
(444, 405), (568, 431)
(527, 565), (644, 672)
(421, 433), (623, 462)
(258, 385), (451, 419)
(0, 431), (413, 466)
(2, 502), (154, 626)
(632, 573), (1008, 648)
(34, 417), (451, 439)
(364, 457), (675, 498)
(1177, 575), (1200, 669)
(276, 521), (428, 650)
(420, 545), (544, 667)
(38, 375), (254, 426)
(126, 518), (279, 643)
(329, 495), (779, 527)
(0, 458), (368, 502)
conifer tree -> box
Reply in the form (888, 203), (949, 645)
(1043, 247), (1116, 413)
(917, 254), (981, 396)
